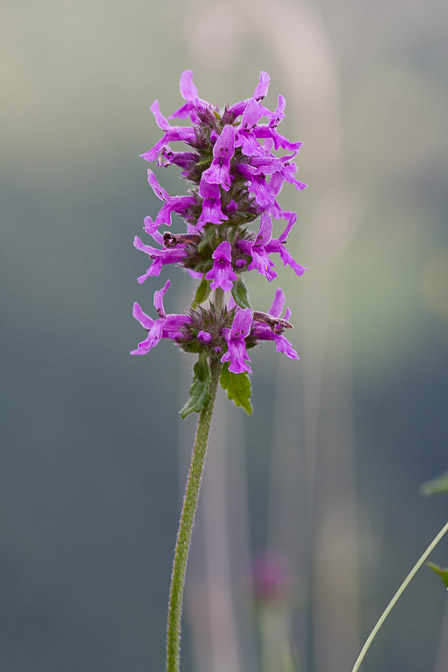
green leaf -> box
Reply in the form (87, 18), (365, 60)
(197, 225), (216, 253)
(219, 361), (252, 415)
(426, 562), (448, 589)
(192, 277), (211, 307)
(420, 471), (448, 496)
(231, 278), (252, 309)
(180, 353), (211, 419)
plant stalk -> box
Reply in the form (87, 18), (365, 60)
(352, 520), (448, 672)
(166, 355), (222, 672)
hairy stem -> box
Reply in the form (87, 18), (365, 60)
(352, 520), (448, 672)
(166, 356), (222, 672)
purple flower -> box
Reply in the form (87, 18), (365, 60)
(133, 235), (188, 282)
(202, 125), (236, 191)
(234, 98), (265, 157)
(131, 280), (192, 355)
(265, 214), (307, 277)
(205, 241), (237, 291)
(252, 123), (303, 153)
(251, 289), (299, 360)
(221, 308), (253, 374)
(168, 70), (209, 122)
(146, 170), (195, 228)
(197, 179), (228, 228)
(197, 331), (212, 344)
(140, 100), (196, 163)
(271, 156), (307, 192)
(268, 95), (286, 128)
(238, 213), (277, 281)
(228, 71), (271, 117)
(157, 148), (198, 177)
(252, 71), (271, 101)
(234, 167), (272, 210)
(133, 70), (306, 378)
(236, 151), (306, 213)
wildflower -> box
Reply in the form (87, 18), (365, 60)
(132, 69), (307, 403)
(237, 212), (277, 281)
(131, 280), (192, 354)
(202, 125), (236, 191)
(146, 170), (195, 229)
(133, 236), (188, 282)
(132, 71), (309, 672)
(169, 69), (208, 122)
(197, 180), (228, 227)
(221, 308), (253, 374)
(265, 215), (307, 277)
(250, 288), (299, 359)
(205, 241), (237, 291)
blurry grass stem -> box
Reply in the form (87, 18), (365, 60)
(352, 520), (448, 672)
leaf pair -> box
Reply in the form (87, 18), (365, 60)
(193, 277), (252, 310)
(180, 355), (252, 418)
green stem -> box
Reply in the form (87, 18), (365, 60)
(214, 287), (224, 313)
(166, 356), (222, 672)
(352, 520), (448, 672)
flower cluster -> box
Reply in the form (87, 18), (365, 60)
(131, 71), (306, 409)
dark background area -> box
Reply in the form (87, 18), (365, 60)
(1, 1), (447, 670)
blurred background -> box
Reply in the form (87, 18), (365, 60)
(1, 0), (447, 670)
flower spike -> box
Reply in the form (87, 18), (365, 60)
(132, 69), (307, 401)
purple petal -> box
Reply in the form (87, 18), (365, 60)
(248, 174), (276, 208)
(141, 127), (197, 163)
(253, 71), (270, 100)
(169, 70), (209, 121)
(163, 313), (191, 335)
(268, 95), (286, 127)
(274, 334), (299, 359)
(133, 235), (158, 256)
(221, 309), (254, 373)
(137, 261), (162, 283)
(140, 137), (167, 163)
(202, 126), (235, 190)
(205, 240), (237, 291)
(276, 213), (297, 243)
(153, 279), (171, 317)
(213, 240), (232, 262)
(147, 169), (170, 201)
(198, 179), (228, 225)
(215, 125), (235, 156)
(278, 246), (307, 276)
(248, 254), (276, 281)
(230, 308), (253, 339)
(253, 126), (303, 152)
(150, 100), (171, 131)
(198, 331), (212, 344)
(131, 320), (163, 355)
(257, 212), (273, 246)
(240, 97), (264, 129)
(132, 302), (154, 330)
(179, 69), (198, 101)
(268, 288), (286, 318)
(226, 71), (270, 118)
(202, 161), (231, 190)
(143, 217), (164, 245)
(221, 340), (252, 374)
